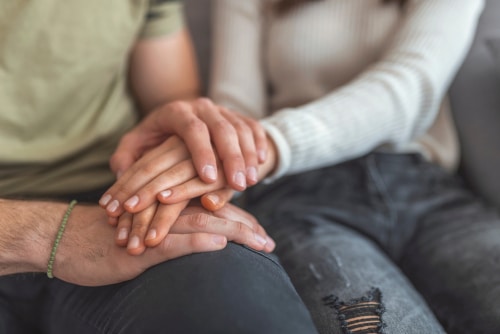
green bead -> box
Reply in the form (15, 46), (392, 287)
(47, 200), (78, 279)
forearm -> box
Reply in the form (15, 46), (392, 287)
(212, 0), (484, 181)
(0, 199), (68, 276)
(210, 0), (267, 119)
(129, 28), (201, 114)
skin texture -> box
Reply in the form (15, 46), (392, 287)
(104, 102), (267, 217)
(99, 28), (272, 253)
(161, 136), (278, 210)
(105, 132), (278, 253)
(0, 199), (272, 286)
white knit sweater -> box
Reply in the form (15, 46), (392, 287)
(210, 0), (484, 180)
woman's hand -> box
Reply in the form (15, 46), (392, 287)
(162, 135), (279, 212)
(100, 98), (267, 217)
(105, 140), (275, 216)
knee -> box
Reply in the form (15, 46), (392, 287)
(116, 243), (318, 334)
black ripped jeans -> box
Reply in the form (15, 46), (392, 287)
(243, 153), (500, 334)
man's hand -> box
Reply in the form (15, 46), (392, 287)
(0, 199), (274, 287)
(55, 202), (273, 286)
(49, 203), (222, 286)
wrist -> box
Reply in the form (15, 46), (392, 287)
(0, 199), (67, 275)
(46, 200), (78, 278)
(258, 135), (279, 181)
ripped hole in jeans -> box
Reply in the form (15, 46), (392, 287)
(323, 288), (385, 334)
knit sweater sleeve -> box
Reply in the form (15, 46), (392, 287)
(262, 0), (484, 180)
(210, 0), (267, 120)
(211, 0), (484, 181)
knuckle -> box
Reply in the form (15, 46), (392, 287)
(114, 184), (135, 200)
(225, 153), (245, 164)
(161, 166), (183, 182)
(242, 147), (258, 160)
(214, 119), (235, 135)
(140, 160), (158, 175)
(236, 223), (254, 244)
(245, 117), (259, 128)
(161, 235), (174, 253)
(249, 119), (264, 133)
(167, 100), (188, 113)
(236, 221), (246, 235)
(190, 213), (210, 229)
(232, 119), (250, 133)
(116, 216), (131, 229)
(189, 234), (208, 250)
(184, 118), (208, 134)
(215, 217), (229, 230)
(196, 97), (214, 109)
(131, 219), (149, 234)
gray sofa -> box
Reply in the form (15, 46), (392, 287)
(450, 0), (500, 208)
(184, 0), (500, 208)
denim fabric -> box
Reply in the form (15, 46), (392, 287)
(0, 243), (318, 333)
(242, 153), (500, 334)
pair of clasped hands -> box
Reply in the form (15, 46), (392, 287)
(98, 98), (276, 256)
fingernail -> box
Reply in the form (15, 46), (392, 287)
(212, 235), (226, 245)
(205, 194), (219, 206)
(258, 149), (267, 162)
(255, 233), (268, 246)
(106, 200), (119, 213)
(128, 236), (140, 249)
(266, 237), (276, 250)
(118, 228), (128, 241)
(116, 170), (123, 179)
(160, 190), (172, 199)
(203, 164), (217, 181)
(99, 194), (112, 206)
(234, 171), (246, 189)
(247, 166), (258, 183)
(124, 195), (139, 209)
(146, 229), (157, 240)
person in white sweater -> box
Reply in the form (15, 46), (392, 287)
(101, 0), (499, 332)
(204, 0), (500, 333)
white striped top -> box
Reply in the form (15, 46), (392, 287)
(210, 0), (484, 180)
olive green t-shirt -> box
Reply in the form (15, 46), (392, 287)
(0, 0), (184, 197)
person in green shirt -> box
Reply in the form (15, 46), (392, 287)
(0, 1), (318, 332)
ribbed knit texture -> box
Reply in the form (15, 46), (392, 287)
(211, 0), (484, 180)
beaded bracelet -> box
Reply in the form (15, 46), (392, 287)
(47, 199), (78, 279)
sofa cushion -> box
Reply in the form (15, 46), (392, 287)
(450, 0), (500, 208)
